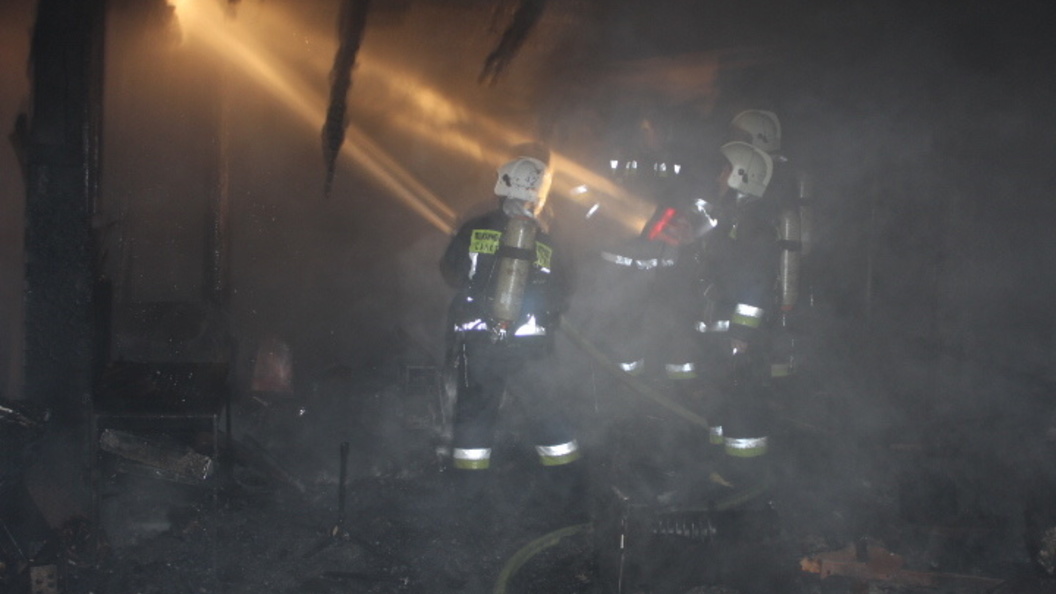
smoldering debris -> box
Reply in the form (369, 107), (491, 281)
(800, 540), (1005, 591)
(7, 360), (1056, 593)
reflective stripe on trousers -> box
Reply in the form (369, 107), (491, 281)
(619, 359), (645, 375)
(724, 436), (768, 458)
(664, 362), (697, 380)
(731, 303), (765, 329)
(454, 316), (547, 336)
(709, 425), (724, 445)
(452, 447), (492, 470)
(695, 319), (730, 333)
(771, 362), (794, 377)
(536, 440), (581, 466)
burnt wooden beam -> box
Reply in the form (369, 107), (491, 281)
(24, 0), (107, 427)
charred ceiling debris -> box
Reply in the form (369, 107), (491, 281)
(5, 1), (1056, 593)
(320, 0), (546, 194)
(321, 0), (371, 198)
(479, 0), (547, 85)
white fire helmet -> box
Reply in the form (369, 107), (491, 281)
(730, 110), (781, 153)
(495, 156), (551, 203)
(721, 141), (773, 199)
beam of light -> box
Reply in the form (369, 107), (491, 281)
(209, 0), (657, 234)
(173, 0), (457, 234)
(342, 54), (655, 233)
(175, 0), (655, 236)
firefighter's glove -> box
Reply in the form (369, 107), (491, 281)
(489, 320), (511, 344)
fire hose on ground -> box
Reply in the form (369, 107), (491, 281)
(487, 321), (779, 593)
(492, 523), (592, 594)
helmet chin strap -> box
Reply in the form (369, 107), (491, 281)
(502, 197), (537, 219)
(734, 191), (760, 206)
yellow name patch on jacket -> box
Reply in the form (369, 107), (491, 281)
(469, 229), (551, 269)
(534, 242), (552, 269)
(470, 230), (503, 255)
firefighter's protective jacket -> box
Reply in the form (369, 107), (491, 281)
(695, 196), (780, 343)
(439, 204), (580, 472)
(440, 206), (570, 339)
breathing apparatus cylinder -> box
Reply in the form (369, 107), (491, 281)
(490, 216), (538, 333)
(797, 170), (814, 259)
(773, 175), (804, 381)
(771, 169), (813, 381)
(778, 203), (802, 313)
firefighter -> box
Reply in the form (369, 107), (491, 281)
(576, 159), (731, 508)
(588, 119), (707, 405)
(594, 196), (701, 387)
(692, 140), (779, 493)
(439, 155), (583, 525)
(729, 110), (814, 385)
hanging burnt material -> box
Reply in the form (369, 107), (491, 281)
(9, 114), (29, 181)
(321, 0), (371, 197)
(479, 0), (547, 85)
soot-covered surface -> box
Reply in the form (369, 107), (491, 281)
(16, 357), (1051, 594)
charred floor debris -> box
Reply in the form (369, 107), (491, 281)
(4, 346), (1056, 594)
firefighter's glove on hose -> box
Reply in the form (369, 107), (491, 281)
(489, 320), (511, 344)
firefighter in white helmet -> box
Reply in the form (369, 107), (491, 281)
(730, 110), (781, 153)
(439, 154), (584, 527)
(585, 107), (709, 413)
(730, 109), (814, 387)
(690, 140), (780, 495)
(592, 194), (703, 387)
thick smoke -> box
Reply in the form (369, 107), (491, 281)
(4, 0), (1056, 589)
